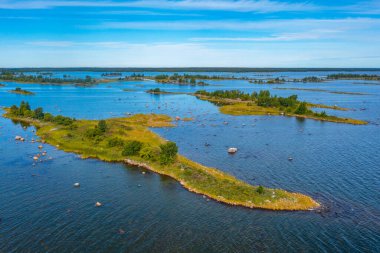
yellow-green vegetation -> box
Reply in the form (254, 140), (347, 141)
(4, 102), (320, 211)
(195, 90), (367, 125)
(9, 87), (35, 95)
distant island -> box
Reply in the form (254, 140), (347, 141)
(3, 101), (320, 211)
(9, 87), (35, 95)
(0, 71), (110, 86)
(195, 90), (367, 125)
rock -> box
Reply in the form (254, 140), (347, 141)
(95, 202), (102, 207)
(73, 183), (80, 187)
(15, 136), (22, 140)
(38, 145), (43, 149)
(228, 147), (238, 154)
(33, 156), (39, 161)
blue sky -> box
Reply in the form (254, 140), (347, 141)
(0, 0), (379, 67)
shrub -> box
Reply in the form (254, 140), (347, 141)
(256, 186), (265, 194)
(139, 145), (160, 161)
(53, 115), (74, 126)
(294, 102), (309, 115)
(122, 140), (143, 156)
(85, 128), (102, 139)
(107, 137), (125, 147)
(98, 120), (107, 133)
(159, 141), (178, 165)
(43, 113), (54, 121)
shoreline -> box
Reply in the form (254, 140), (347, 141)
(3, 109), (320, 211)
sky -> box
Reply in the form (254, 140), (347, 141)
(0, 0), (380, 68)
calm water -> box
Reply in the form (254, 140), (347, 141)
(0, 71), (379, 252)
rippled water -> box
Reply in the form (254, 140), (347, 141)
(0, 71), (379, 252)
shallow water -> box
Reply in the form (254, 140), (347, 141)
(0, 71), (379, 252)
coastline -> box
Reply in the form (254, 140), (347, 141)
(3, 109), (320, 211)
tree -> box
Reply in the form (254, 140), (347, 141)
(34, 107), (44, 119)
(159, 141), (178, 165)
(98, 120), (107, 133)
(294, 102), (308, 115)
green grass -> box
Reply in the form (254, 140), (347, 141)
(4, 109), (319, 211)
(196, 95), (367, 125)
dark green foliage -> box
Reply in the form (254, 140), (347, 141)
(159, 141), (178, 165)
(9, 102), (75, 126)
(122, 140), (143, 156)
(139, 145), (160, 161)
(148, 88), (161, 93)
(53, 115), (74, 126)
(294, 102), (309, 115)
(34, 107), (44, 120)
(98, 120), (107, 133)
(0, 71), (96, 84)
(327, 73), (380, 81)
(256, 186), (265, 194)
(85, 128), (103, 139)
(107, 137), (124, 147)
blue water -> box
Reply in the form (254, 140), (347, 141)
(0, 71), (379, 252)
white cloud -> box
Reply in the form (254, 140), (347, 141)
(0, 0), (316, 12)
(88, 18), (380, 32)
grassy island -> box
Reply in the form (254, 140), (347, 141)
(195, 90), (367, 125)
(9, 87), (35, 95)
(3, 102), (320, 211)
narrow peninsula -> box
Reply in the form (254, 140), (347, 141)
(4, 102), (320, 211)
(195, 90), (367, 125)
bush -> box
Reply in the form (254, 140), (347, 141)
(33, 107), (44, 120)
(294, 102), (309, 115)
(256, 186), (265, 194)
(107, 137), (124, 147)
(139, 145), (160, 161)
(98, 120), (107, 133)
(53, 115), (74, 126)
(43, 113), (54, 121)
(159, 141), (178, 165)
(122, 140), (143, 156)
(85, 128), (103, 139)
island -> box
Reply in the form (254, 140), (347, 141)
(327, 73), (380, 81)
(0, 71), (111, 86)
(3, 101), (320, 211)
(153, 74), (211, 86)
(9, 87), (35, 95)
(274, 87), (370, 96)
(146, 88), (190, 95)
(194, 90), (367, 125)
(0, 83), (5, 87)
